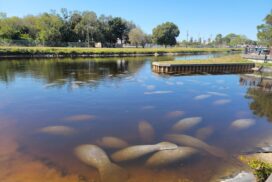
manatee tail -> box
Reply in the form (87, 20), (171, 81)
(100, 163), (129, 182)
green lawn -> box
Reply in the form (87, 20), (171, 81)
(157, 55), (251, 65)
(0, 46), (241, 56)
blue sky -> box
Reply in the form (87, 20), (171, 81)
(0, 0), (271, 40)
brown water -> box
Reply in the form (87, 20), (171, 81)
(0, 54), (272, 182)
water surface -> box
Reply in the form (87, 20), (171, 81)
(0, 54), (272, 182)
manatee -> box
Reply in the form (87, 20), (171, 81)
(64, 114), (95, 122)
(141, 105), (155, 110)
(213, 99), (231, 105)
(144, 91), (173, 95)
(146, 85), (156, 90)
(230, 119), (255, 130)
(166, 111), (185, 118)
(172, 117), (202, 132)
(39, 126), (76, 136)
(194, 94), (211, 100)
(146, 147), (198, 167)
(138, 121), (155, 143)
(43, 82), (59, 88)
(74, 145), (128, 182)
(176, 81), (184, 85)
(166, 81), (175, 85)
(195, 127), (214, 140)
(207, 92), (228, 97)
(111, 142), (178, 162)
(96, 136), (129, 149)
(165, 134), (226, 158)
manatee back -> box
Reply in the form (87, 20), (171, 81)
(74, 144), (110, 168)
(111, 145), (159, 162)
(146, 147), (198, 167)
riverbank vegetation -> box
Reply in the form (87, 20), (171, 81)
(240, 156), (272, 182)
(0, 47), (241, 57)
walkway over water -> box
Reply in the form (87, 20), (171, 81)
(243, 54), (272, 61)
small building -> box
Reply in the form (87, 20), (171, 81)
(95, 42), (102, 48)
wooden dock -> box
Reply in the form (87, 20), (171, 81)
(152, 62), (255, 74)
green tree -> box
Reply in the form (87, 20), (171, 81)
(0, 16), (24, 40)
(108, 17), (128, 45)
(22, 15), (39, 40)
(222, 33), (237, 45)
(229, 35), (248, 47)
(257, 10), (272, 46)
(36, 13), (63, 45)
(97, 15), (113, 46)
(215, 34), (223, 46)
(74, 11), (99, 47)
(152, 22), (180, 47)
(142, 34), (152, 48)
(128, 28), (145, 47)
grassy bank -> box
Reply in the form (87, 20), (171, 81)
(158, 55), (250, 65)
(0, 46), (241, 58)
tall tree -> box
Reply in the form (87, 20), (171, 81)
(229, 35), (248, 47)
(108, 17), (128, 45)
(128, 28), (145, 47)
(36, 13), (63, 45)
(215, 34), (223, 46)
(257, 10), (272, 46)
(0, 16), (30, 40)
(152, 22), (180, 46)
(74, 11), (98, 47)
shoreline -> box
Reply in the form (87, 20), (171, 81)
(0, 47), (241, 59)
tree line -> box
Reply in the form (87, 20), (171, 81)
(0, 9), (180, 47)
(179, 33), (255, 48)
(0, 8), (270, 48)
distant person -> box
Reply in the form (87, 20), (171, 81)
(244, 45), (249, 54)
(258, 47), (262, 55)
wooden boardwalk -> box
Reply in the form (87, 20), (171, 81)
(152, 62), (255, 74)
(243, 54), (272, 61)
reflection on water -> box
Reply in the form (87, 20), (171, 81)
(240, 74), (272, 122)
(0, 54), (272, 182)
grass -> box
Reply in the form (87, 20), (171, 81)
(157, 55), (251, 65)
(256, 62), (272, 67)
(0, 46), (241, 56)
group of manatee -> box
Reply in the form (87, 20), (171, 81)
(73, 117), (227, 182)
(37, 113), (256, 182)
